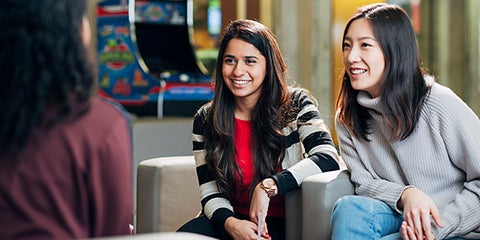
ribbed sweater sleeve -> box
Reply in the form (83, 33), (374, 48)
(335, 81), (480, 239)
(335, 115), (408, 208)
(425, 83), (480, 239)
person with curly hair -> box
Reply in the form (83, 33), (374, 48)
(0, 0), (133, 239)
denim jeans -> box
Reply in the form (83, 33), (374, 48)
(330, 195), (464, 240)
(331, 195), (403, 240)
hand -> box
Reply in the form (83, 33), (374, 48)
(249, 183), (271, 238)
(400, 221), (433, 240)
(398, 187), (443, 240)
(224, 217), (270, 240)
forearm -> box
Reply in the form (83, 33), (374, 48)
(272, 109), (340, 195)
(94, 117), (133, 235)
(195, 162), (234, 220)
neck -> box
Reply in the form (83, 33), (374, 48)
(234, 98), (257, 120)
(234, 108), (251, 120)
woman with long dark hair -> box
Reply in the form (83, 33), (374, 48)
(0, 0), (133, 238)
(179, 19), (340, 240)
(332, 3), (480, 240)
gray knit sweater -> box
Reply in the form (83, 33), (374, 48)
(335, 78), (480, 239)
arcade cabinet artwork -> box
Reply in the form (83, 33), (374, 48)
(97, 0), (217, 117)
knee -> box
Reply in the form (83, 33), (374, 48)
(332, 195), (364, 216)
(331, 195), (378, 225)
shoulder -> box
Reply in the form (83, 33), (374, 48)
(194, 102), (211, 121)
(59, 97), (132, 149)
(334, 108), (350, 136)
(193, 101), (212, 132)
(422, 78), (479, 127)
(87, 97), (129, 120)
(424, 79), (471, 114)
(334, 108), (341, 125)
(83, 97), (131, 132)
(288, 87), (317, 107)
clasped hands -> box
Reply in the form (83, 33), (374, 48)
(225, 183), (272, 240)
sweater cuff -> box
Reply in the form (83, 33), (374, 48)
(395, 185), (415, 213)
(211, 208), (234, 236)
(271, 171), (297, 196)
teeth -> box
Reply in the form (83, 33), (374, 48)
(351, 69), (366, 74)
(233, 80), (250, 85)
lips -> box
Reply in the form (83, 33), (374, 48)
(231, 79), (251, 85)
(350, 68), (367, 75)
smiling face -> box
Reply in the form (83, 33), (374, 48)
(343, 18), (385, 98)
(222, 38), (267, 105)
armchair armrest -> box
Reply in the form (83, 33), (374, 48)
(136, 156), (201, 233)
(301, 169), (354, 240)
(285, 188), (302, 240)
(136, 155), (351, 239)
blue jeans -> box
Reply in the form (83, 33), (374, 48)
(331, 195), (403, 240)
(330, 195), (464, 240)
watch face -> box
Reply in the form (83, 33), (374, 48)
(261, 178), (276, 198)
(263, 178), (274, 188)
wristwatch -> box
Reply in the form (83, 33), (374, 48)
(260, 178), (277, 198)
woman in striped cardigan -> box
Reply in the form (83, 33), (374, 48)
(178, 19), (340, 240)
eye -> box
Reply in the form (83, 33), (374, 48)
(223, 57), (236, 65)
(361, 42), (373, 48)
(342, 42), (351, 51)
(245, 58), (257, 65)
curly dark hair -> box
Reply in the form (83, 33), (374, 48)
(204, 19), (292, 199)
(0, 0), (96, 155)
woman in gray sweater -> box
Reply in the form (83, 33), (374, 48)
(332, 3), (480, 240)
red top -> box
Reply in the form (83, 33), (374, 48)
(232, 118), (285, 218)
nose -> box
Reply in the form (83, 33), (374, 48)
(345, 46), (361, 63)
(232, 61), (246, 77)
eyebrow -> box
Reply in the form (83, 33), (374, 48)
(223, 54), (259, 60)
(344, 36), (377, 42)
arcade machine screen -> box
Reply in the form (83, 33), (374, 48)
(97, 0), (215, 117)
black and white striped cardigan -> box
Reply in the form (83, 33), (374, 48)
(191, 87), (341, 231)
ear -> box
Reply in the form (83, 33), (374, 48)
(81, 16), (91, 46)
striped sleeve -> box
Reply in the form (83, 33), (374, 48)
(273, 88), (341, 196)
(192, 107), (234, 232)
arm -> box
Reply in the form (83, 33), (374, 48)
(335, 113), (408, 210)
(191, 111), (234, 234)
(91, 108), (133, 236)
(193, 110), (274, 239)
(250, 89), (340, 239)
(335, 111), (439, 239)
(273, 89), (341, 196)
(428, 85), (480, 239)
(399, 85), (480, 240)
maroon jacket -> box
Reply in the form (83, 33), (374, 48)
(0, 97), (133, 239)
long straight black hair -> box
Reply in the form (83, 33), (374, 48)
(204, 19), (291, 199)
(336, 3), (429, 141)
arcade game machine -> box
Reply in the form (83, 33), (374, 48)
(96, 0), (217, 117)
